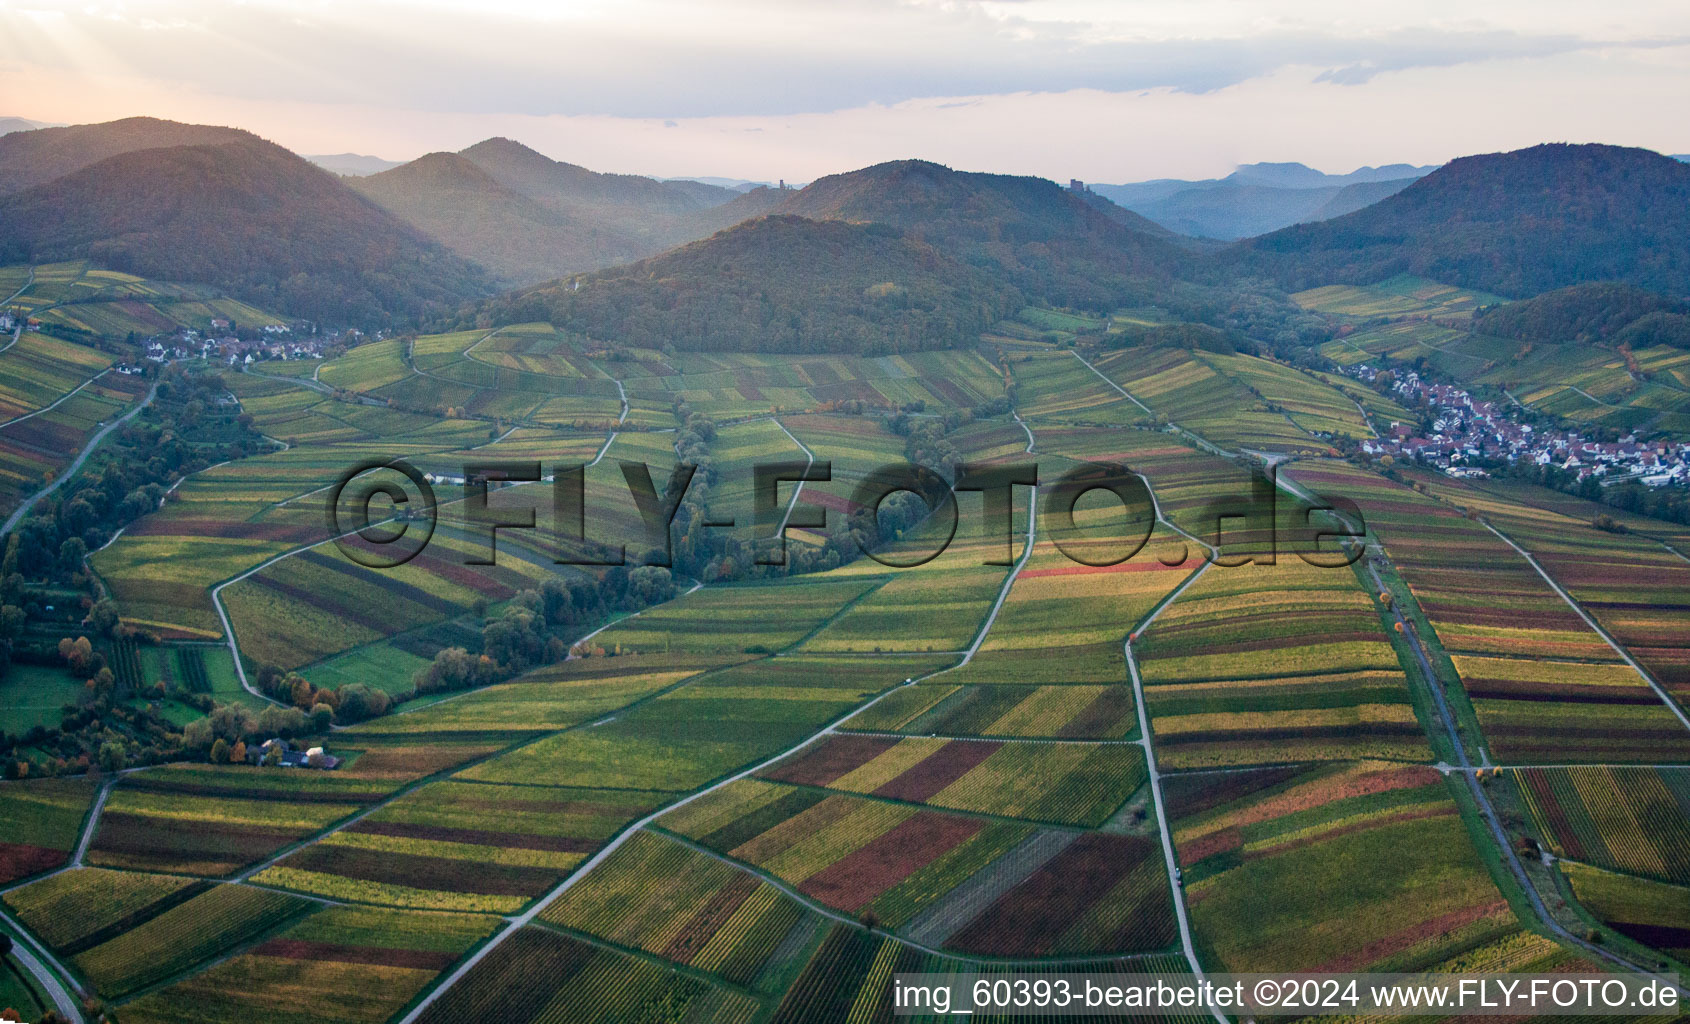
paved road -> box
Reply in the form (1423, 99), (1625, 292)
(1366, 558), (1688, 993)
(1123, 547), (1225, 1024)
(1272, 459), (1685, 990)
(0, 369), (112, 429)
(770, 417), (815, 540)
(0, 268), (34, 357)
(1, 379), (159, 538)
(1, 906), (84, 1022)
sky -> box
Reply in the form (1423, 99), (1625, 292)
(3, 0), (1689, 183)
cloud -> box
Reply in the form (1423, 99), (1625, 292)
(0, 0), (1677, 119)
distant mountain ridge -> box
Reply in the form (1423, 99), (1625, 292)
(0, 117), (57, 137)
(1241, 143), (1690, 299)
(350, 137), (787, 286)
(350, 151), (651, 286)
(308, 152), (404, 176)
(1092, 160), (1437, 240)
(0, 120), (492, 323)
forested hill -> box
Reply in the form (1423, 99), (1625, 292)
(1474, 282), (1690, 349)
(770, 159), (1188, 309)
(0, 116), (252, 194)
(0, 133), (493, 324)
(1238, 144), (1690, 299)
(478, 215), (1019, 355)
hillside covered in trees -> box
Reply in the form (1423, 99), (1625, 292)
(480, 214), (1019, 354)
(771, 159), (1187, 310)
(1240, 144), (1690, 299)
(1474, 282), (1690, 349)
(0, 125), (493, 324)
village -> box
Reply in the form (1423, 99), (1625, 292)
(138, 319), (369, 369)
(1345, 364), (1690, 487)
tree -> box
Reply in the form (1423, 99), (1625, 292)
(98, 741), (126, 773)
(209, 738), (230, 765)
(334, 684), (389, 724)
(87, 598), (121, 637)
(58, 636), (94, 674)
(0, 605), (23, 640)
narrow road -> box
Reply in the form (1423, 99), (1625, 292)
(1365, 559), (1688, 994)
(1567, 385), (1618, 409)
(1, 379), (159, 537)
(1120, 489), (1225, 1024)
(0, 267), (34, 356)
(73, 780), (113, 867)
(0, 906), (84, 1023)
(0, 369), (111, 429)
(1069, 350), (1231, 457)
(769, 417), (815, 540)
(245, 366), (333, 395)
(1480, 519), (1690, 730)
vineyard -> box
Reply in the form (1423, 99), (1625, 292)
(760, 734), (1148, 826)
(0, 778), (98, 885)
(6, 243), (1690, 1024)
(1513, 766), (1690, 884)
(1165, 762), (1516, 973)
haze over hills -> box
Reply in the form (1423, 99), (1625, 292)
(0, 123), (492, 323)
(483, 214), (1017, 355)
(352, 137), (789, 286)
(1240, 143), (1690, 299)
(349, 150), (651, 286)
(0, 116), (57, 136)
(5, 116), (1690, 348)
(1093, 161), (1437, 240)
(307, 152), (404, 176)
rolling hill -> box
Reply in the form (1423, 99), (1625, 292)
(349, 151), (649, 286)
(458, 138), (739, 221)
(350, 137), (787, 285)
(0, 130), (492, 324)
(481, 214), (1019, 355)
(1475, 282), (1690, 349)
(0, 116), (255, 194)
(1242, 144), (1690, 299)
(768, 159), (1187, 309)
